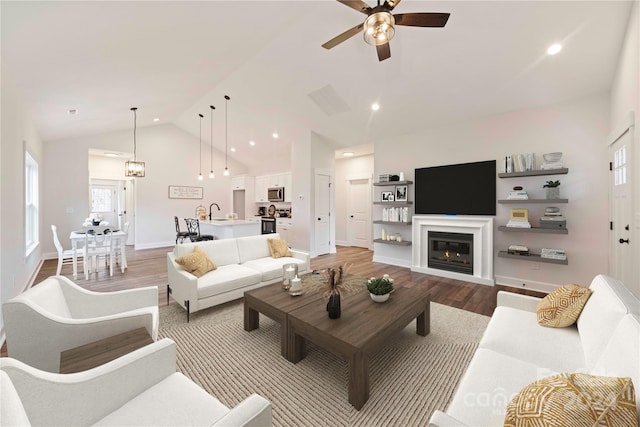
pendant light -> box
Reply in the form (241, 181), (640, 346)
(198, 113), (204, 181)
(209, 105), (215, 179)
(125, 107), (145, 177)
(223, 95), (230, 176)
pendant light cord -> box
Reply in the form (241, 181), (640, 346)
(199, 113), (204, 176)
(131, 107), (137, 162)
(210, 105), (215, 175)
(225, 95), (230, 170)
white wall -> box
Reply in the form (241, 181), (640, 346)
(335, 154), (374, 246)
(375, 94), (610, 291)
(310, 132), (336, 256)
(43, 123), (248, 253)
(1, 65), (44, 334)
(609, 1), (640, 296)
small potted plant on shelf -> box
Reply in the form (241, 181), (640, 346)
(543, 180), (561, 199)
(367, 275), (394, 303)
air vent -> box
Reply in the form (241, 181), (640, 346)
(307, 84), (350, 116)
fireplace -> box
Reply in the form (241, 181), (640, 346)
(428, 231), (473, 274)
(412, 215), (494, 286)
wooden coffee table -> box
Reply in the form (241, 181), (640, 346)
(287, 287), (430, 410)
(244, 282), (324, 358)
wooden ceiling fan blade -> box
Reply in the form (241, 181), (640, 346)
(382, 0), (402, 11)
(337, 0), (372, 15)
(322, 23), (364, 49)
(394, 12), (450, 28)
(376, 43), (391, 61)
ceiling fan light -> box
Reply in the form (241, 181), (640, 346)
(364, 11), (395, 46)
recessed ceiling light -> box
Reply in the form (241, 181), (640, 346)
(67, 109), (78, 115)
(104, 152), (119, 157)
(272, 132), (279, 139)
(371, 103), (380, 111)
(343, 152), (355, 157)
(153, 118), (160, 122)
(249, 141), (255, 146)
(231, 147), (236, 152)
(547, 43), (562, 55)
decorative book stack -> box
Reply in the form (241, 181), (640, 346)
(508, 245), (530, 256)
(541, 248), (567, 260)
(507, 208), (531, 228)
(540, 152), (564, 170)
(540, 207), (566, 229)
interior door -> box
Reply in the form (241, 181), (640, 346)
(314, 173), (331, 256)
(348, 178), (372, 248)
(90, 180), (117, 226)
(609, 126), (634, 285)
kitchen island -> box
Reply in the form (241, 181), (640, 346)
(199, 219), (261, 240)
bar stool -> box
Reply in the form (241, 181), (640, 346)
(184, 218), (214, 242)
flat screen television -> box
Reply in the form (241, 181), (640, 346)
(415, 160), (496, 215)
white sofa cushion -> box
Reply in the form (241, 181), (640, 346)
(174, 240), (240, 267)
(242, 256), (307, 282)
(591, 314), (640, 420)
(196, 264), (261, 300)
(236, 234), (277, 264)
(446, 348), (559, 426)
(577, 275), (635, 369)
(479, 306), (585, 373)
(93, 372), (229, 426)
(0, 371), (30, 426)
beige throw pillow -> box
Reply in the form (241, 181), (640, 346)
(536, 284), (591, 327)
(267, 238), (291, 258)
(504, 373), (637, 427)
(175, 246), (216, 277)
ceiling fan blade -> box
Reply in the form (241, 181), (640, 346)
(322, 22), (365, 50)
(382, 0), (402, 11)
(394, 12), (450, 28)
(337, 0), (372, 15)
(376, 42), (391, 61)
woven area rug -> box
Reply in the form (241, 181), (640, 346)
(159, 299), (490, 426)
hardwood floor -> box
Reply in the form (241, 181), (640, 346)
(1, 245), (546, 356)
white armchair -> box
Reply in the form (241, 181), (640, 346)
(1, 339), (272, 426)
(2, 275), (158, 373)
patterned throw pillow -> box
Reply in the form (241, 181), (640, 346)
(536, 284), (591, 327)
(504, 373), (637, 427)
(175, 246), (216, 277)
(267, 238), (291, 258)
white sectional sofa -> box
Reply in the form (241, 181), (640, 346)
(1, 338), (272, 426)
(429, 274), (640, 426)
(167, 233), (310, 321)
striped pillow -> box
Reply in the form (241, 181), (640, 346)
(536, 284), (591, 327)
(504, 373), (637, 427)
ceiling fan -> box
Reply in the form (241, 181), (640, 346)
(322, 0), (450, 61)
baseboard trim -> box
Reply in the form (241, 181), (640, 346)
(372, 254), (412, 268)
(494, 275), (558, 293)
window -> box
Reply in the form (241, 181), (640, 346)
(614, 144), (627, 186)
(25, 151), (39, 256)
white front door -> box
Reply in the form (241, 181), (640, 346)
(347, 178), (372, 248)
(90, 180), (118, 226)
(609, 124), (635, 286)
(314, 173), (331, 256)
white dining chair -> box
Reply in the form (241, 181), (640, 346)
(83, 225), (115, 279)
(51, 225), (83, 275)
(114, 222), (129, 272)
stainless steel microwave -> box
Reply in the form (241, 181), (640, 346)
(268, 187), (284, 202)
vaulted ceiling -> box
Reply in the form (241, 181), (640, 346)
(2, 1), (633, 169)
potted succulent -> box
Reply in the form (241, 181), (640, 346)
(543, 180), (560, 199)
(367, 275), (394, 302)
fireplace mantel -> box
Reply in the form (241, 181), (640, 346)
(412, 215), (494, 286)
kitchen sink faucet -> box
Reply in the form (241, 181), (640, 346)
(209, 203), (220, 220)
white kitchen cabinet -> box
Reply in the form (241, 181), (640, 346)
(254, 172), (292, 203)
(282, 172), (292, 202)
(231, 175), (249, 190)
(254, 175), (269, 202)
(277, 218), (293, 243)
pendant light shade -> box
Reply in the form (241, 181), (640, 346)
(125, 107), (145, 177)
(209, 105), (215, 179)
(198, 113), (204, 181)
(224, 95), (230, 176)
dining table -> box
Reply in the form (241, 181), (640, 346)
(69, 229), (128, 279)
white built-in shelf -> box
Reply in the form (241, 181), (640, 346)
(498, 168), (568, 178)
(498, 198), (568, 204)
(373, 180), (413, 186)
(498, 225), (568, 234)
(373, 220), (412, 225)
(498, 251), (568, 265)
(373, 238), (412, 246)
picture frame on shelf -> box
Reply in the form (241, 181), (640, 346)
(395, 185), (408, 202)
(381, 191), (394, 202)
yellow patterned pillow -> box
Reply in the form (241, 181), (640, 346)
(536, 284), (591, 327)
(267, 238), (291, 258)
(504, 373), (637, 427)
(175, 246), (216, 277)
